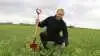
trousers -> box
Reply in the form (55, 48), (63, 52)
(40, 31), (69, 48)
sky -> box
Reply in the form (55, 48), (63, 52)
(0, 0), (100, 29)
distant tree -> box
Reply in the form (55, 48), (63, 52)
(68, 25), (75, 28)
(6, 22), (13, 24)
(19, 23), (33, 26)
(0, 22), (13, 24)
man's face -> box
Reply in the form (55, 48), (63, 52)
(56, 9), (64, 18)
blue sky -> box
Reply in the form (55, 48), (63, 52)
(0, 0), (100, 29)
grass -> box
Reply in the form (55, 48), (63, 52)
(0, 24), (100, 56)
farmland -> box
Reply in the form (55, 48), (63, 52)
(0, 24), (100, 56)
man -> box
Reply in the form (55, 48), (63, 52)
(36, 8), (69, 49)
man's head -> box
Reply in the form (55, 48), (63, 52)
(56, 8), (64, 19)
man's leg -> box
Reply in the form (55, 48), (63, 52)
(53, 37), (64, 46)
(40, 32), (48, 49)
(55, 37), (69, 47)
(63, 37), (69, 47)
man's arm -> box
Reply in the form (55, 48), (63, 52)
(62, 23), (69, 46)
(38, 17), (50, 27)
(62, 24), (68, 38)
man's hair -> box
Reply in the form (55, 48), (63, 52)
(56, 8), (64, 12)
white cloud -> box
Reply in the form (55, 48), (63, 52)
(0, 0), (100, 29)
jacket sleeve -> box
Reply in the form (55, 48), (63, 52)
(62, 23), (68, 38)
(38, 16), (50, 28)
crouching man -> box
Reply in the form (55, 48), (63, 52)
(36, 8), (69, 49)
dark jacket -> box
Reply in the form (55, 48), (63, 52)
(38, 15), (68, 41)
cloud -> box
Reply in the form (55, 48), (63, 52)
(0, 0), (100, 29)
(0, 0), (59, 17)
(23, 0), (58, 8)
(0, 0), (60, 24)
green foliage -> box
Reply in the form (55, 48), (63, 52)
(0, 24), (100, 56)
(68, 25), (75, 28)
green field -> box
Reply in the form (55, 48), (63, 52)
(0, 24), (100, 56)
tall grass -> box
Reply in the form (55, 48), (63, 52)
(0, 24), (100, 56)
